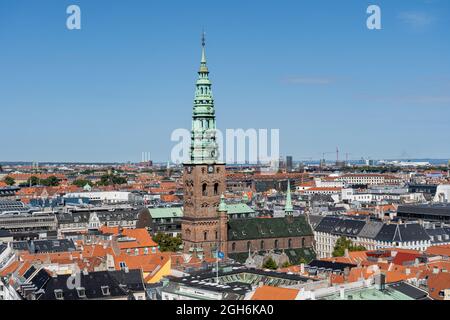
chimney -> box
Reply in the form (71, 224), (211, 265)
(339, 287), (345, 300)
(344, 249), (349, 258)
(300, 263), (305, 274)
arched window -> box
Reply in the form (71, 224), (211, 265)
(247, 241), (251, 251)
(302, 238), (306, 248)
(232, 242), (236, 252)
(274, 240), (279, 249)
(203, 231), (208, 241)
(215, 231), (218, 240)
(202, 183), (207, 196)
(288, 239), (292, 249)
(214, 183), (219, 195)
(260, 240), (265, 250)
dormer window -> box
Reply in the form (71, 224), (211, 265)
(101, 286), (110, 296)
(54, 289), (63, 300)
(76, 287), (86, 298)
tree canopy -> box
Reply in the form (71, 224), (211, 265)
(332, 236), (366, 257)
(262, 257), (278, 270)
(97, 174), (127, 186)
(152, 233), (182, 252)
(4, 176), (15, 186)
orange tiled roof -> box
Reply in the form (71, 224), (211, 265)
(251, 286), (299, 300)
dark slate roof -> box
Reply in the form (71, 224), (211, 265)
(331, 219), (366, 237)
(0, 229), (12, 238)
(397, 204), (450, 217)
(0, 243), (7, 255)
(307, 260), (357, 272)
(227, 216), (313, 241)
(425, 226), (450, 244)
(57, 209), (139, 224)
(358, 221), (384, 239)
(31, 239), (76, 253)
(12, 239), (76, 253)
(308, 215), (325, 229)
(36, 269), (144, 300)
(388, 281), (430, 300)
(375, 224), (430, 242)
(314, 216), (341, 233)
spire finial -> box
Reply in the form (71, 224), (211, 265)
(200, 30), (207, 67)
(202, 29), (206, 47)
(285, 179), (293, 215)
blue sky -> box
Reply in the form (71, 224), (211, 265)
(0, 0), (449, 163)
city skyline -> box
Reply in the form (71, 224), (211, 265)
(1, 0), (450, 163)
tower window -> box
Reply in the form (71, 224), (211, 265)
(275, 240), (279, 249)
(302, 238), (306, 248)
(260, 240), (265, 250)
(202, 183), (207, 196)
(288, 239), (292, 249)
(215, 231), (218, 240)
(203, 231), (208, 241)
(247, 241), (251, 251)
(232, 242), (236, 252)
(214, 183), (219, 195)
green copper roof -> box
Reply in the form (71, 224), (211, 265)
(226, 203), (255, 215)
(284, 179), (293, 213)
(227, 216), (313, 241)
(218, 194), (227, 212)
(322, 287), (414, 301)
(189, 32), (219, 165)
(148, 207), (183, 219)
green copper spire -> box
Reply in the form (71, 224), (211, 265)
(190, 32), (219, 164)
(284, 179), (293, 215)
(218, 194), (227, 212)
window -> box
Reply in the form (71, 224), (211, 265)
(119, 262), (127, 269)
(203, 231), (208, 241)
(202, 183), (207, 196)
(214, 183), (219, 195)
(274, 240), (279, 249)
(247, 241), (251, 251)
(76, 287), (86, 298)
(232, 242), (236, 252)
(101, 286), (110, 296)
(54, 290), (63, 300)
(260, 240), (265, 250)
(302, 238), (306, 248)
(288, 239), (292, 249)
(215, 231), (218, 240)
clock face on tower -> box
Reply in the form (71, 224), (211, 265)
(187, 166), (192, 174)
(208, 165), (214, 173)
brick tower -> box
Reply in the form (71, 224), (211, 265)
(182, 33), (227, 259)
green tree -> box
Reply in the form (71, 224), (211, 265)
(332, 236), (366, 257)
(97, 174), (127, 186)
(27, 176), (40, 186)
(72, 179), (92, 188)
(41, 176), (60, 187)
(4, 176), (15, 186)
(152, 233), (182, 252)
(262, 257), (278, 270)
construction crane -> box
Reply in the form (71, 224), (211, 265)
(319, 152), (334, 167)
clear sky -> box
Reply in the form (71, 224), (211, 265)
(0, 0), (449, 163)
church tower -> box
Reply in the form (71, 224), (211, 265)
(182, 34), (227, 259)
